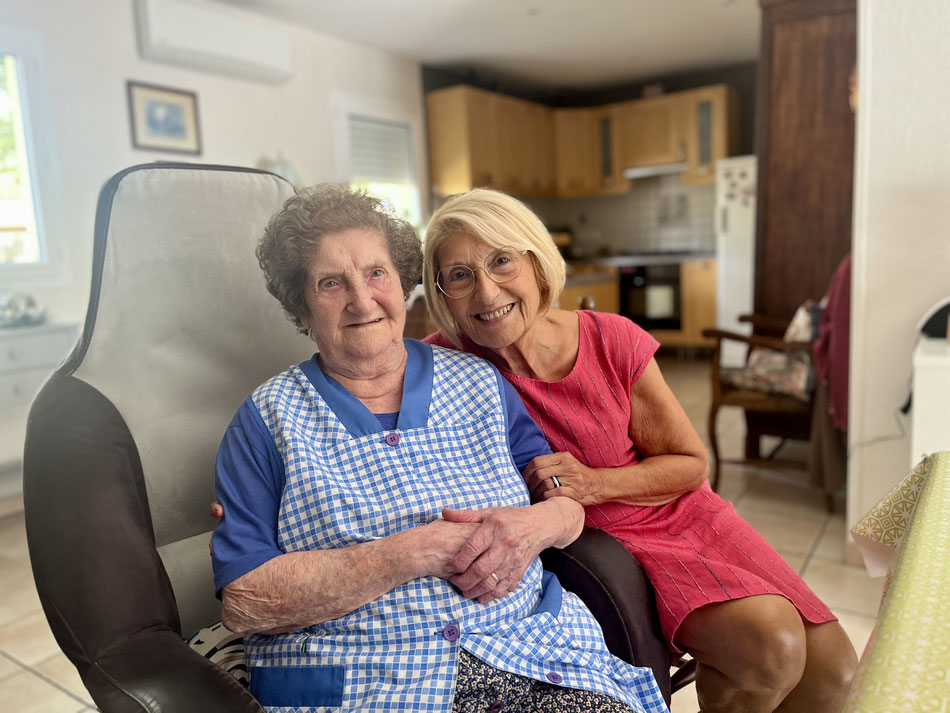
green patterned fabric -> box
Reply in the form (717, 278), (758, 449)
(845, 452), (950, 712)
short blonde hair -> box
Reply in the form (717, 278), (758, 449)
(423, 189), (566, 347)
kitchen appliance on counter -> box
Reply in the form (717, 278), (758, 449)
(715, 155), (757, 367)
(619, 263), (681, 331)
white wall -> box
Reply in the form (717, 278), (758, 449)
(848, 1), (950, 530)
(0, 0), (426, 325)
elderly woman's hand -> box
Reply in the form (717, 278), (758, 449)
(442, 499), (583, 603)
(413, 518), (482, 580)
(522, 452), (606, 506)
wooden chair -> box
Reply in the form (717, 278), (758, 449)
(702, 314), (817, 499)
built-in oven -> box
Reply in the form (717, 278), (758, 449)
(619, 263), (682, 331)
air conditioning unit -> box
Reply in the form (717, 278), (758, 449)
(134, 0), (293, 83)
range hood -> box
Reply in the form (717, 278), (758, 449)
(621, 162), (689, 180)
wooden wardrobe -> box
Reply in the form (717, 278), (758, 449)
(754, 0), (856, 322)
(745, 0), (856, 461)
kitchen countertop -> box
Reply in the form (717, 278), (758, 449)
(570, 251), (716, 269)
(564, 271), (618, 287)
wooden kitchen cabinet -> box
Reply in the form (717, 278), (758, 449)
(559, 275), (620, 314)
(427, 83), (736, 199)
(614, 94), (686, 169)
(427, 85), (555, 198)
(552, 108), (598, 196)
(651, 259), (717, 347)
(552, 106), (624, 197)
(679, 85), (738, 185)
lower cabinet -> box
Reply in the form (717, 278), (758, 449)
(559, 278), (620, 314)
(0, 323), (79, 472)
(651, 259), (717, 347)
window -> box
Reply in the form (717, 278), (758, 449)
(0, 52), (39, 265)
(0, 25), (64, 288)
(348, 115), (422, 233)
(332, 93), (424, 237)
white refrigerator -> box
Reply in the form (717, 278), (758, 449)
(715, 155), (757, 368)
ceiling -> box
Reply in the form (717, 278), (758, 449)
(215, 0), (761, 89)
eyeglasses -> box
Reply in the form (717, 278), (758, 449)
(436, 248), (529, 299)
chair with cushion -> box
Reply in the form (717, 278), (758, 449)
(24, 163), (679, 711)
(702, 312), (818, 500)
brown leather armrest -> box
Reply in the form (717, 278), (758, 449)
(541, 527), (671, 705)
(85, 630), (262, 713)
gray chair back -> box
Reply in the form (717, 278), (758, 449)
(24, 164), (312, 710)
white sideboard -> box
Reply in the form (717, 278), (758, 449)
(0, 323), (79, 482)
(911, 337), (950, 467)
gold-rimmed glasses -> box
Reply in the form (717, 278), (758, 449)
(436, 248), (529, 299)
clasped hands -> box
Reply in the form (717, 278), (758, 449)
(423, 504), (565, 604)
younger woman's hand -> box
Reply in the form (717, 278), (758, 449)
(522, 452), (605, 506)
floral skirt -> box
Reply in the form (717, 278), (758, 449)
(453, 650), (637, 713)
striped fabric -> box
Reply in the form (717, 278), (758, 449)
(231, 343), (666, 712)
(427, 311), (835, 652)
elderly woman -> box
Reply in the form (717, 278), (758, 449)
(211, 184), (666, 713)
(422, 189), (858, 713)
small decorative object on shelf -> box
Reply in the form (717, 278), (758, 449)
(0, 292), (47, 328)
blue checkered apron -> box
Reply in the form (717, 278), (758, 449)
(243, 344), (666, 713)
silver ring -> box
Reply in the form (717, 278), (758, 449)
(551, 476), (562, 489)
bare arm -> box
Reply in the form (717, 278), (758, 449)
(221, 518), (477, 635)
(524, 358), (708, 507)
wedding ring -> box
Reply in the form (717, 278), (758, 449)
(490, 572), (499, 583)
(551, 476), (562, 489)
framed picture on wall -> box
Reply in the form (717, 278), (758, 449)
(126, 81), (201, 155)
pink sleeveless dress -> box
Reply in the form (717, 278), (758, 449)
(427, 311), (834, 652)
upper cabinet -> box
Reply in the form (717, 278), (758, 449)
(679, 84), (738, 185)
(426, 83), (735, 197)
(426, 85), (555, 198)
(614, 85), (736, 185)
(552, 106), (624, 197)
(615, 94), (686, 168)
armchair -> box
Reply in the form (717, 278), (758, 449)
(702, 313), (816, 497)
(24, 164), (677, 711)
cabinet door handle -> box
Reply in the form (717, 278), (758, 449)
(720, 207), (728, 233)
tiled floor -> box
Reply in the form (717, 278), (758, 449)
(0, 355), (882, 712)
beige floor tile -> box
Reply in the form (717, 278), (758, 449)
(0, 511), (30, 566)
(833, 609), (877, 659)
(670, 680), (698, 713)
(775, 549), (807, 574)
(812, 513), (849, 562)
(0, 652), (24, 681)
(801, 559), (886, 619)
(0, 493), (24, 520)
(0, 610), (61, 666)
(0, 669), (87, 713)
(738, 475), (829, 522)
(733, 503), (825, 557)
(33, 653), (94, 706)
(0, 559), (43, 628)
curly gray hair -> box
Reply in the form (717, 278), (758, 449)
(257, 184), (422, 333)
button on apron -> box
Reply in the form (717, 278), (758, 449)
(545, 671), (563, 684)
(385, 432), (400, 446)
(442, 625), (460, 641)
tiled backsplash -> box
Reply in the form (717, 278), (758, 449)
(523, 174), (716, 257)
